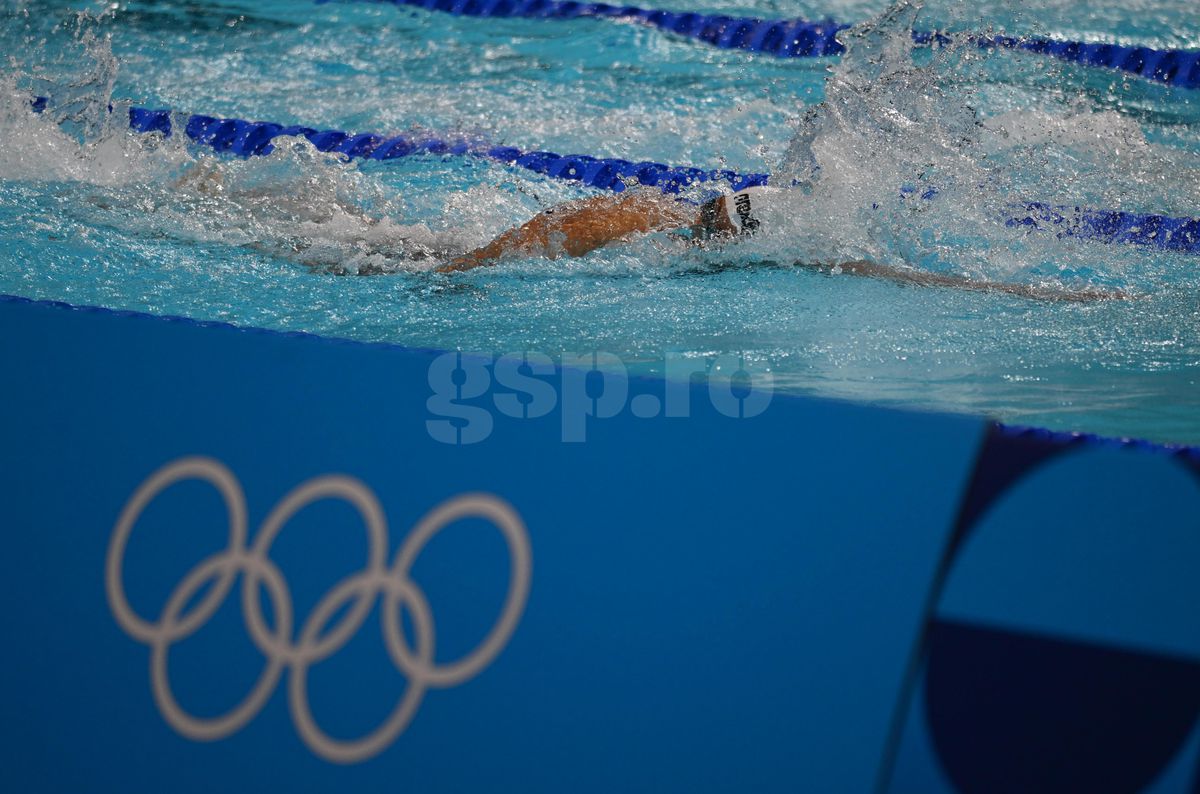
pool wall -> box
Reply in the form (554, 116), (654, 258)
(1, 294), (1198, 792)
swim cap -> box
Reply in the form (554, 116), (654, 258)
(723, 186), (786, 235)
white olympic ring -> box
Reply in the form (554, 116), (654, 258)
(106, 456), (532, 764)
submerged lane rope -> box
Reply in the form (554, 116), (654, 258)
(31, 98), (1200, 256)
(332, 0), (1200, 89)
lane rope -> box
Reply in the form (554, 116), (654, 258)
(330, 0), (1200, 89)
(123, 102), (771, 191)
(31, 97), (1200, 255)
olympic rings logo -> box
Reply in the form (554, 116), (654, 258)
(105, 456), (532, 764)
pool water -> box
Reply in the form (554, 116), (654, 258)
(2, 0), (1200, 444)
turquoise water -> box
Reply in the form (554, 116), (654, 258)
(2, 0), (1200, 443)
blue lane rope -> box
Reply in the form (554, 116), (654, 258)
(32, 98), (1200, 256)
(122, 103), (771, 191)
(335, 0), (1200, 89)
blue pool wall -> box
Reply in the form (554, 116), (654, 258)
(2, 294), (1200, 792)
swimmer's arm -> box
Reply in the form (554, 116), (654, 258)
(804, 260), (1126, 302)
(173, 161), (224, 194)
(437, 192), (697, 272)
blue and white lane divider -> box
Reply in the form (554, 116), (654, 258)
(33, 98), (1200, 256)
(336, 0), (1200, 90)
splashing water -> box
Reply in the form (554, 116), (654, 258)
(764, 1), (1200, 288)
(2, 0), (1200, 443)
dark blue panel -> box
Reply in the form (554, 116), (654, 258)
(0, 296), (986, 792)
(926, 619), (1200, 794)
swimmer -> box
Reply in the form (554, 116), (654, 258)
(438, 186), (1123, 302)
